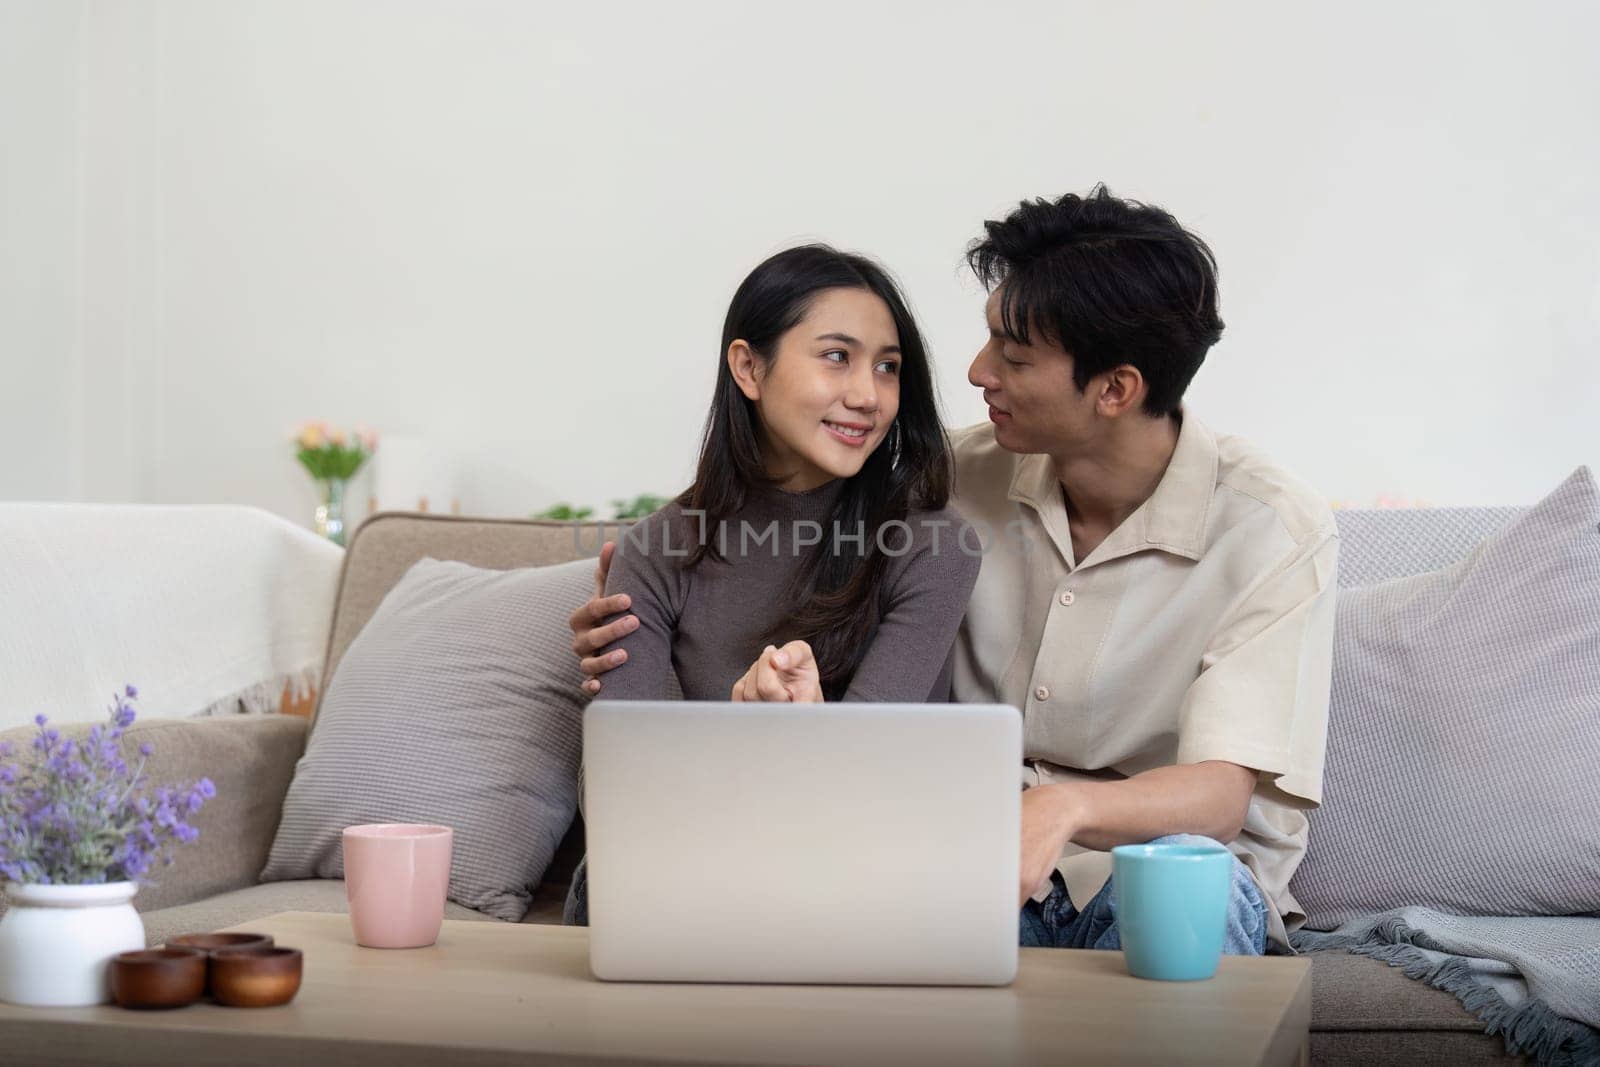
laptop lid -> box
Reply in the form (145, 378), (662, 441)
(583, 700), (1021, 985)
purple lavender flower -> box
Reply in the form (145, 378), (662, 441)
(0, 686), (216, 886)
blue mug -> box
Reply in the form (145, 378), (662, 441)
(1111, 841), (1233, 981)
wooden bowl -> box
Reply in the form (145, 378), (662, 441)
(209, 946), (303, 1008)
(167, 932), (275, 955)
(110, 947), (208, 1010)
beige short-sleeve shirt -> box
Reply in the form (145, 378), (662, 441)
(949, 413), (1338, 951)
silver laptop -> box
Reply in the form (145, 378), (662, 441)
(582, 700), (1021, 986)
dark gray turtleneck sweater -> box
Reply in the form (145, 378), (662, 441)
(599, 481), (981, 702)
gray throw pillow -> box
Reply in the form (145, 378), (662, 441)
(260, 557), (591, 920)
(1292, 467), (1600, 930)
(1333, 506), (1525, 588)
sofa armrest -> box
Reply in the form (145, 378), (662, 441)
(0, 715), (308, 913)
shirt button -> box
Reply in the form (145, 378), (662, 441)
(1059, 590), (1076, 606)
(1034, 685), (1050, 701)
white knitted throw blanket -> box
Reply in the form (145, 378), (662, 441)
(0, 504), (343, 729)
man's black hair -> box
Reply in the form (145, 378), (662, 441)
(967, 184), (1224, 416)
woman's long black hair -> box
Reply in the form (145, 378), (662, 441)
(676, 244), (951, 699)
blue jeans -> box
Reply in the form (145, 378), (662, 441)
(1020, 834), (1268, 955)
(564, 856), (589, 926)
(567, 833), (1269, 954)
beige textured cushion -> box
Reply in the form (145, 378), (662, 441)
(0, 715), (308, 916)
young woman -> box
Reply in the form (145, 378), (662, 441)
(564, 244), (980, 923)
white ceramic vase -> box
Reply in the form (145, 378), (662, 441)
(0, 882), (145, 1006)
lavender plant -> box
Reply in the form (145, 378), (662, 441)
(0, 686), (216, 886)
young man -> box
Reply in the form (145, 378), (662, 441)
(571, 186), (1338, 954)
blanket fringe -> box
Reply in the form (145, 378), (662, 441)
(191, 664), (320, 718)
(1294, 922), (1600, 1067)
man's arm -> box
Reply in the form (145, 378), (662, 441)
(1019, 760), (1255, 905)
(1045, 760), (1257, 849)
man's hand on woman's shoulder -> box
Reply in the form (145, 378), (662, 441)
(569, 541), (639, 695)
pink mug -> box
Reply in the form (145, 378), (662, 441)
(342, 823), (453, 949)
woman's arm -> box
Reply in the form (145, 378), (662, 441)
(571, 508), (982, 704)
(591, 512), (684, 700)
(728, 507), (983, 704)
(841, 508), (982, 702)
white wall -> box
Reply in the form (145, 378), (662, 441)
(8, 0), (1600, 523)
(0, 1), (80, 501)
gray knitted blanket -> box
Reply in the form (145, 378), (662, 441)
(1293, 908), (1600, 1066)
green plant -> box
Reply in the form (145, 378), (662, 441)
(611, 494), (669, 520)
(532, 503), (595, 521)
(532, 495), (667, 521)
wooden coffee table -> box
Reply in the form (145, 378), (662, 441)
(0, 911), (1310, 1065)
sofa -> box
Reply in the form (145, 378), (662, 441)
(0, 507), (1536, 1065)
